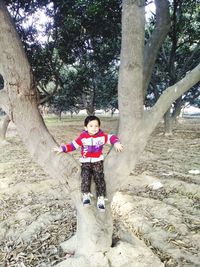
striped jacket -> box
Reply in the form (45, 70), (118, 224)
(61, 129), (119, 163)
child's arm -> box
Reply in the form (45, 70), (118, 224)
(107, 134), (123, 152)
(53, 133), (83, 154)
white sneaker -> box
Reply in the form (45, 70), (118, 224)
(97, 196), (106, 212)
(82, 193), (93, 207)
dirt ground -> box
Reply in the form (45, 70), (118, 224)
(0, 116), (199, 267)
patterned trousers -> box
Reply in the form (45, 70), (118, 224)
(81, 161), (106, 197)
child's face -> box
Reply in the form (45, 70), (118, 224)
(85, 120), (100, 135)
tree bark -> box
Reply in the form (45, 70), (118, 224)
(0, 114), (10, 141)
(105, 0), (146, 193)
(82, 91), (95, 115)
(0, 89), (10, 141)
(163, 97), (184, 135)
(164, 108), (173, 136)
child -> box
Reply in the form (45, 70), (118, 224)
(53, 115), (123, 212)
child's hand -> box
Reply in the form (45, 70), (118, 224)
(114, 142), (123, 152)
(53, 146), (63, 154)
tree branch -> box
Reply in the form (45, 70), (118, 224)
(178, 44), (200, 78)
(146, 63), (200, 132)
(143, 0), (170, 94)
(38, 77), (59, 105)
(0, 0), (80, 201)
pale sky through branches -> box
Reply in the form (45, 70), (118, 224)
(145, 0), (156, 21)
(21, 3), (54, 44)
(22, 1), (156, 44)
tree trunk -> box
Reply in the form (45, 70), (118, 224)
(163, 97), (183, 135)
(0, 114), (10, 141)
(164, 108), (173, 135)
(58, 110), (62, 120)
(76, 207), (113, 255)
(172, 97), (184, 122)
(106, 0), (145, 177)
(82, 92), (95, 115)
(0, 2), (112, 265)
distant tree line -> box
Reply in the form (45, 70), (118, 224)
(3, 0), (200, 124)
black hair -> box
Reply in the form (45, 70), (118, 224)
(84, 115), (101, 127)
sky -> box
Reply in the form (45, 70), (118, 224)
(21, 3), (53, 44)
(145, 1), (156, 20)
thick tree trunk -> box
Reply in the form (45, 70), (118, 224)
(105, 0), (146, 191)
(76, 207), (113, 255)
(58, 204), (113, 266)
(0, 114), (10, 141)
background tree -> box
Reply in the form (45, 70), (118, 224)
(6, 0), (62, 101)
(5, 0), (121, 116)
(52, 0), (121, 114)
(146, 0), (200, 134)
(95, 66), (118, 114)
(50, 68), (83, 118)
(0, 1), (64, 139)
(0, 1), (200, 267)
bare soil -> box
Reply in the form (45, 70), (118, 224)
(0, 116), (199, 267)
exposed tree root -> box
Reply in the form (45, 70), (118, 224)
(56, 237), (164, 267)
